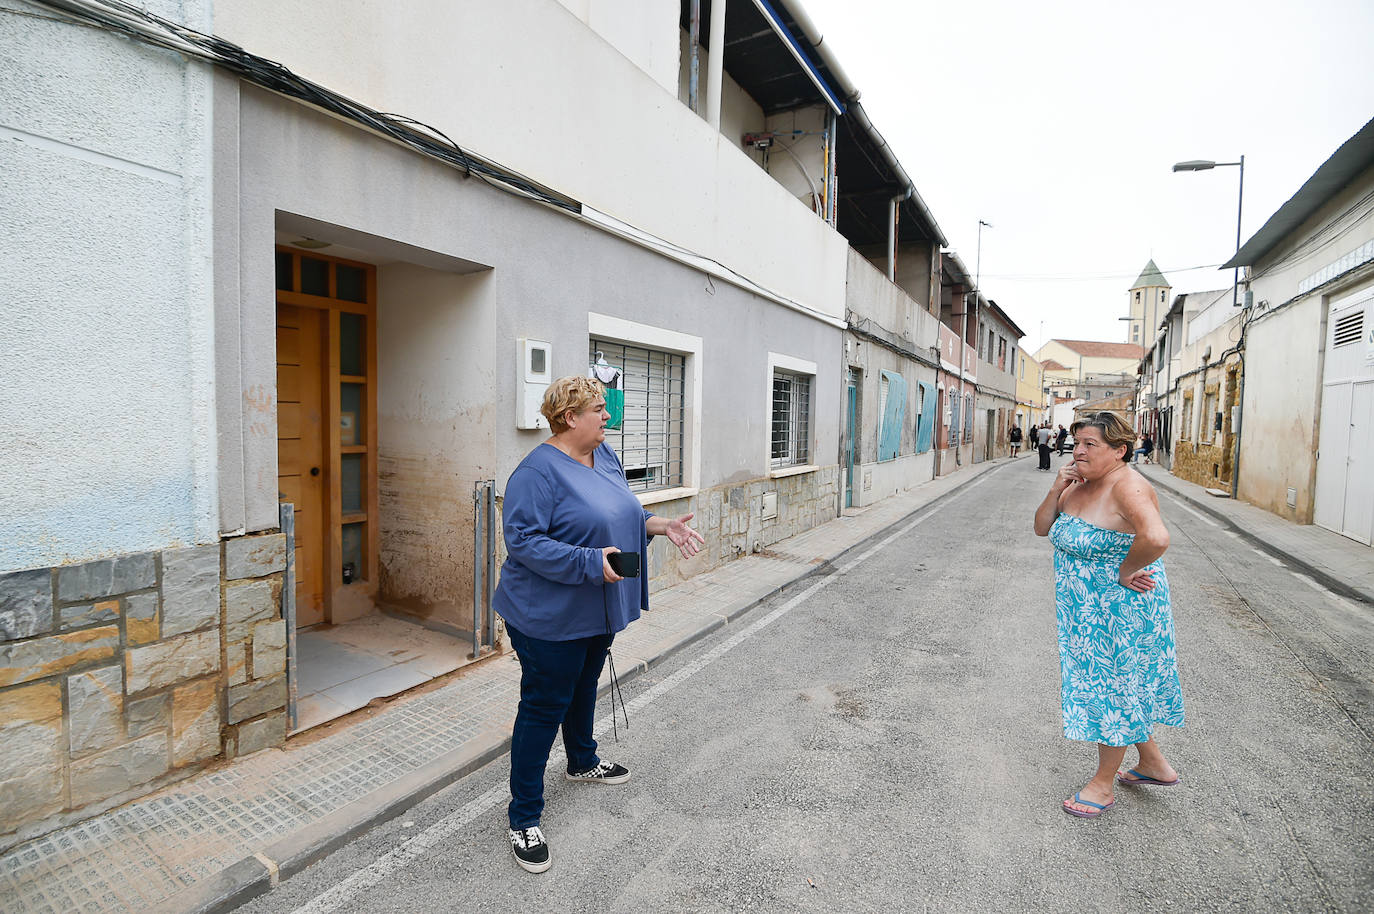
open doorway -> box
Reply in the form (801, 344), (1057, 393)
(275, 241), (475, 732)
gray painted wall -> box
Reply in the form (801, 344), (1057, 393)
(217, 83), (841, 621)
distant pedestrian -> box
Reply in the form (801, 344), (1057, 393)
(1033, 411), (1185, 820)
(1134, 434), (1154, 464)
(1037, 424), (1052, 470)
(496, 376), (704, 873)
(1009, 424), (1022, 457)
(1055, 424), (1069, 455)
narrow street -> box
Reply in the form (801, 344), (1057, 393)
(238, 456), (1374, 914)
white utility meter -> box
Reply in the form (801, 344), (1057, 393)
(516, 338), (552, 429)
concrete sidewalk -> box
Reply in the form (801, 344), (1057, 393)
(1140, 463), (1374, 606)
(0, 459), (1009, 914)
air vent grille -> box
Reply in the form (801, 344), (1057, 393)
(1332, 309), (1363, 347)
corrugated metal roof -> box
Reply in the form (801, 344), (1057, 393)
(684, 0), (946, 250)
(1224, 116), (1374, 268)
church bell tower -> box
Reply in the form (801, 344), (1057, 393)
(1127, 259), (1171, 346)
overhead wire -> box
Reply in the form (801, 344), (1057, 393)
(977, 262), (1227, 283)
(24, 0), (855, 327)
(27, 0), (579, 213)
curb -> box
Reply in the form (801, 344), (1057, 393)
(1148, 470), (1373, 607)
(177, 459), (1010, 913)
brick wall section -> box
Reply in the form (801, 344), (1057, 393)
(1172, 440), (1231, 492)
(221, 534), (289, 758)
(0, 532), (286, 849)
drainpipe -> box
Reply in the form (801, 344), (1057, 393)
(705, 0), (727, 131)
(825, 109), (838, 225)
(1231, 354), (1246, 499)
(688, 0), (701, 114)
(887, 193), (905, 281)
(1228, 306), (1250, 499)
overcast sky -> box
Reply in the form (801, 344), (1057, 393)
(801, 0), (1374, 351)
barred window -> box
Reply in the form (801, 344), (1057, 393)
(770, 370), (812, 468)
(589, 338), (685, 492)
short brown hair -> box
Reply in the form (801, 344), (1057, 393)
(541, 376), (604, 433)
(1070, 411), (1135, 463)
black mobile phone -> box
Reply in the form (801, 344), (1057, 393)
(607, 551), (640, 577)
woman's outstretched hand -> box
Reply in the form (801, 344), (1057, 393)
(1119, 567), (1156, 592)
(664, 513), (705, 559)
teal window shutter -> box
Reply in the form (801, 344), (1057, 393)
(878, 370), (906, 461)
(915, 380), (935, 453)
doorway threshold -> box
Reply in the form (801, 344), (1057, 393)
(292, 613), (469, 734)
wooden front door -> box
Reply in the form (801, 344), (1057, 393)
(275, 247), (379, 628)
(277, 304), (327, 625)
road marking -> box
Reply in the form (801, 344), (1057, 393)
(1290, 573), (1371, 618)
(1292, 573), (1322, 591)
(287, 499), (956, 913)
(1163, 496), (1220, 529)
(1166, 495), (1367, 614)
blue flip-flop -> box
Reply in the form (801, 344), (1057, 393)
(1117, 768), (1181, 787)
(1063, 792), (1115, 819)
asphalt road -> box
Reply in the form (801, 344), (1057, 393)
(237, 456), (1374, 914)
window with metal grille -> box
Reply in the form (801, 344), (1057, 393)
(1333, 309), (1363, 347)
(770, 370), (812, 468)
(589, 338), (685, 492)
(1202, 390), (1218, 443)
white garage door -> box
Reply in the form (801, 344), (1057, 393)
(1314, 287), (1374, 545)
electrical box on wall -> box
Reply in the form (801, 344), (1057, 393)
(516, 338), (552, 429)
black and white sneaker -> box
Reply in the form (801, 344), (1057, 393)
(509, 825), (551, 873)
(565, 760), (631, 785)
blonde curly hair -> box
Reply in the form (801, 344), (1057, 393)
(540, 376), (605, 433)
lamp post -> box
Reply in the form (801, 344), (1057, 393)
(1172, 156), (1245, 307)
(1174, 156), (1249, 498)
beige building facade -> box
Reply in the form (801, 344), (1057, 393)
(1160, 289), (1245, 491)
(1228, 117), (1374, 544)
(1015, 346), (1046, 433)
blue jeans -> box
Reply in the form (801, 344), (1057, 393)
(506, 622), (613, 829)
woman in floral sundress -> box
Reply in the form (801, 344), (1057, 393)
(1033, 411), (1186, 819)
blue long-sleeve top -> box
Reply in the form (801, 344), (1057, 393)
(493, 442), (653, 641)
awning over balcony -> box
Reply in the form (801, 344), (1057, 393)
(683, 0), (946, 251)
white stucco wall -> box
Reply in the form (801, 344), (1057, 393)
(1236, 165), (1374, 521)
(0, 1), (216, 572)
(557, 0), (680, 94)
(846, 249), (940, 351)
(213, 0), (847, 322)
(1237, 297), (1323, 519)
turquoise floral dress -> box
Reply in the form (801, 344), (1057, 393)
(1049, 513), (1185, 746)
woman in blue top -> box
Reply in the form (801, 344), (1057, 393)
(497, 376), (704, 873)
(1034, 411), (1185, 819)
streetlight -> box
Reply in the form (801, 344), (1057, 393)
(1172, 156), (1245, 307)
